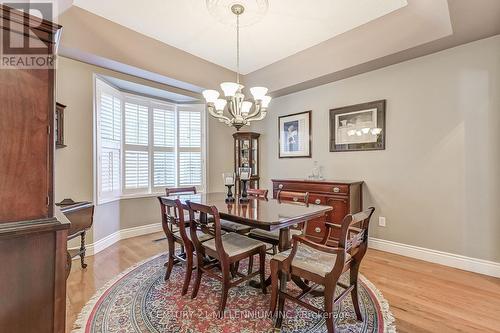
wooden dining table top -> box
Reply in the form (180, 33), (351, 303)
(162, 192), (332, 231)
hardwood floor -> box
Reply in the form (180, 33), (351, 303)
(66, 232), (500, 333)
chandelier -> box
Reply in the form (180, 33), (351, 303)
(202, 3), (271, 131)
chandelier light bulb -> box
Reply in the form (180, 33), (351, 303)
(250, 87), (268, 100)
(220, 82), (240, 97)
(214, 98), (227, 111)
(202, 89), (220, 103)
(261, 95), (272, 108)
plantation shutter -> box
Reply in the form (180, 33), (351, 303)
(96, 79), (122, 202)
(124, 100), (149, 192)
(178, 108), (203, 187)
(153, 106), (176, 188)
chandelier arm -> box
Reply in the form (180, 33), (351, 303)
(245, 103), (261, 119)
(207, 105), (231, 123)
(246, 110), (267, 124)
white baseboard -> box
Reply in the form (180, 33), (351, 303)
(70, 226), (500, 278)
(369, 237), (500, 278)
(69, 222), (162, 258)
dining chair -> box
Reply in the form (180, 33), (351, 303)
(186, 200), (267, 317)
(158, 197), (215, 295)
(247, 190), (309, 254)
(269, 207), (375, 333)
(219, 188), (269, 235)
(220, 188), (269, 275)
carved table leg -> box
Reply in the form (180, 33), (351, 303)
(80, 230), (88, 269)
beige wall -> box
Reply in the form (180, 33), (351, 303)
(56, 56), (234, 244)
(58, 6), (235, 91)
(252, 36), (500, 262)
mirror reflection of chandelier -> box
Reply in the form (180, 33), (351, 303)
(202, 2), (271, 131)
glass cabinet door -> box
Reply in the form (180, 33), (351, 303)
(251, 138), (258, 176)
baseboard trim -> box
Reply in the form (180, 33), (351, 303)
(69, 223), (162, 258)
(369, 237), (500, 278)
(71, 226), (500, 278)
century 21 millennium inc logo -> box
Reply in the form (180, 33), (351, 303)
(1, 2), (56, 69)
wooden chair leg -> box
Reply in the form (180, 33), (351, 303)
(182, 250), (193, 296)
(259, 251), (266, 294)
(324, 284), (336, 333)
(218, 262), (231, 317)
(269, 260), (279, 314)
(165, 238), (175, 281)
(350, 261), (363, 321)
(248, 254), (254, 275)
(274, 271), (287, 329)
(191, 255), (204, 299)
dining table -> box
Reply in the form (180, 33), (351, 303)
(162, 192), (333, 288)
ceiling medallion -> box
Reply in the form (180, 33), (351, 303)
(202, 2), (271, 131)
(206, 0), (269, 27)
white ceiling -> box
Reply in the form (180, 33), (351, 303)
(73, 0), (408, 74)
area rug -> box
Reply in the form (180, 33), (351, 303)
(73, 253), (396, 333)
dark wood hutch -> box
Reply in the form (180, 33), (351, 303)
(0, 5), (68, 332)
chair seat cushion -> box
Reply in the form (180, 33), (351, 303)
(248, 228), (302, 241)
(220, 219), (252, 233)
(271, 243), (350, 277)
(173, 230), (214, 243)
(203, 233), (265, 257)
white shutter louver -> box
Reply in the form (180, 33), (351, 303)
(100, 148), (120, 193)
(154, 108), (175, 147)
(125, 102), (149, 146)
(179, 110), (201, 148)
(154, 151), (176, 187)
(178, 109), (202, 187)
(179, 151), (201, 186)
(100, 93), (121, 141)
(125, 150), (149, 189)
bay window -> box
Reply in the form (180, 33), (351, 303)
(95, 77), (205, 204)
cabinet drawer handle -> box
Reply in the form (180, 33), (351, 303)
(293, 224), (298, 228)
(278, 184), (283, 189)
(333, 187), (340, 193)
(315, 227), (322, 233)
(314, 199), (321, 205)
(293, 197), (298, 202)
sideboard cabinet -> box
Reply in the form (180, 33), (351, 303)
(271, 179), (363, 243)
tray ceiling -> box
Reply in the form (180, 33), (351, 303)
(73, 0), (408, 74)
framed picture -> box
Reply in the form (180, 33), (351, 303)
(278, 110), (311, 158)
(329, 100), (386, 152)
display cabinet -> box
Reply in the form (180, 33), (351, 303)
(233, 132), (260, 193)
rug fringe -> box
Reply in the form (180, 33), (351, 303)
(360, 276), (397, 333)
(71, 253), (165, 333)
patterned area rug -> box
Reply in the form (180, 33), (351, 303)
(73, 254), (396, 333)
